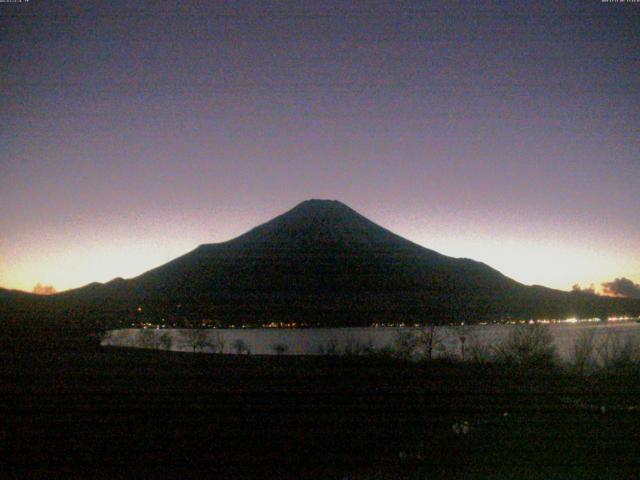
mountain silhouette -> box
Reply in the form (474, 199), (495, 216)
(3, 200), (640, 332)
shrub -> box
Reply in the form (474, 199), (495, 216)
(394, 329), (419, 359)
(367, 344), (396, 360)
(595, 332), (640, 372)
(271, 343), (289, 355)
(572, 329), (598, 374)
(466, 340), (494, 364)
(318, 336), (339, 355)
(343, 336), (375, 356)
(394, 325), (447, 361)
(232, 338), (250, 355)
(493, 324), (558, 370)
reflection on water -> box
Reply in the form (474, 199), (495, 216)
(102, 320), (640, 361)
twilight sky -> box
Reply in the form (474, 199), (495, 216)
(1, 0), (639, 294)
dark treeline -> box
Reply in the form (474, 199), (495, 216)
(2, 283), (639, 354)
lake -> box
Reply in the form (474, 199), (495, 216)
(102, 319), (640, 362)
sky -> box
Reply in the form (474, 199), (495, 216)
(1, 0), (639, 294)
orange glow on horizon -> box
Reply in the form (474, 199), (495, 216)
(1, 239), (197, 293)
(2, 231), (638, 296)
(1, 205), (638, 295)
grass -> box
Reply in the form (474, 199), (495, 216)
(2, 340), (640, 479)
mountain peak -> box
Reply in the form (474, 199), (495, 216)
(195, 199), (397, 252)
(297, 198), (342, 206)
(290, 199), (353, 214)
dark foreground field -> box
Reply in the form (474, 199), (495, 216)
(1, 346), (639, 479)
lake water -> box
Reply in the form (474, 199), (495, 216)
(102, 319), (640, 362)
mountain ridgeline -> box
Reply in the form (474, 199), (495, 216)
(2, 200), (640, 335)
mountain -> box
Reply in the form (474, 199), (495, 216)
(3, 200), (640, 333)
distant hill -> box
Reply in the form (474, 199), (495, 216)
(2, 200), (640, 334)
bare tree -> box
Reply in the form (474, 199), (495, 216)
(210, 331), (226, 354)
(180, 329), (212, 353)
(138, 328), (162, 350)
(159, 331), (173, 351)
(394, 324), (446, 360)
(416, 323), (446, 360)
(232, 338), (250, 354)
